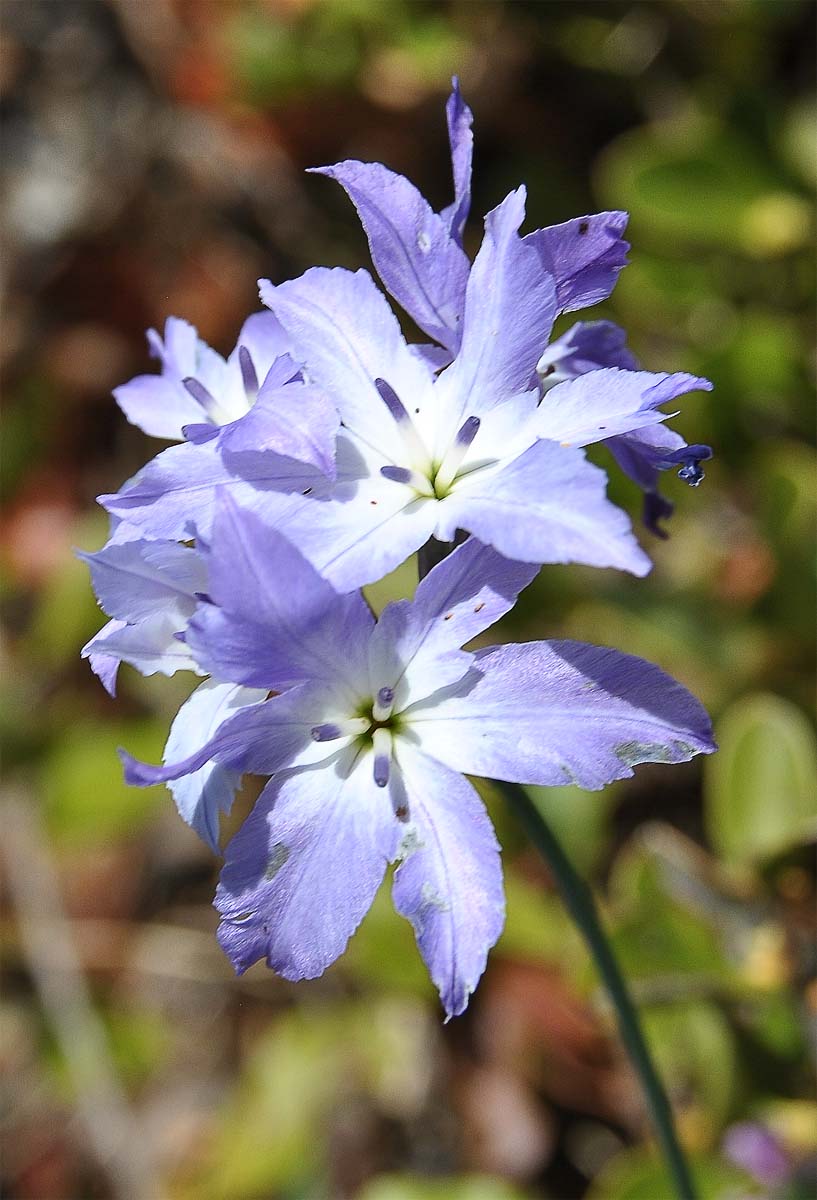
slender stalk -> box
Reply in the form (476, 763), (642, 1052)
(496, 780), (697, 1200)
(415, 538), (695, 1197)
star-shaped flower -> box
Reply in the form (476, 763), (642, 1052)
(260, 188), (709, 588)
(97, 312), (339, 542)
(123, 495), (715, 1017)
(312, 78), (712, 537)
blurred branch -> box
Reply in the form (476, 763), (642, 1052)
(1, 790), (165, 1200)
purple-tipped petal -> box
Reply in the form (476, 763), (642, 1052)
(434, 189), (557, 436)
(215, 752), (400, 978)
(440, 76), (474, 245)
(311, 163), (470, 354)
(533, 368), (712, 449)
(392, 746), (504, 1019)
(410, 640), (716, 788)
(524, 211), (630, 314)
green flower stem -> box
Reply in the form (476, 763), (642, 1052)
(414, 538), (694, 1197)
(496, 780), (697, 1200)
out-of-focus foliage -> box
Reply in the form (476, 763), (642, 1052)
(1, 1), (814, 1198)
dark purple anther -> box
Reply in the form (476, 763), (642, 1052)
(377, 686), (394, 707)
(375, 377), (409, 424)
(381, 466), (414, 484)
(183, 377), (218, 417)
(373, 755), (390, 787)
(238, 346), (258, 399)
(311, 723), (342, 742)
(456, 415), (481, 448)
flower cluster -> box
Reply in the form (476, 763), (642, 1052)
(82, 80), (715, 1018)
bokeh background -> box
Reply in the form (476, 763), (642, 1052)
(2, 1), (815, 1198)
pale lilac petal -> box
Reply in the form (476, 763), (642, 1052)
(260, 267), (434, 457)
(229, 311), (295, 385)
(440, 76), (473, 245)
(392, 746), (504, 1019)
(81, 617), (125, 695)
(98, 438), (326, 542)
(162, 679), (267, 850)
(215, 751), (400, 978)
(369, 537), (538, 707)
(215, 379), (338, 478)
(433, 189), (557, 440)
(186, 494), (373, 693)
(311, 162), (469, 353)
(121, 681), (338, 789)
(151, 316), (199, 375)
(438, 439), (651, 576)
(524, 211), (630, 314)
(410, 343), (454, 371)
(84, 611), (199, 681)
(537, 320), (637, 384)
(532, 368), (712, 449)
(279, 431), (438, 591)
(113, 374), (204, 441)
(410, 640), (716, 788)
(78, 539), (205, 623)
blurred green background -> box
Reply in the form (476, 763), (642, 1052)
(1, 1), (815, 1197)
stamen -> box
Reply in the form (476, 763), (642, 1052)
(238, 345), (258, 401)
(375, 377), (410, 424)
(455, 414), (482, 448)
(380, 466), (433, 495)
(372, 727), (392, 788)
(375, 377), (431, 470)
(183, 377), (221, 421)
(373, 685), (394, 722)
(433, 414), (481, 493)
(310, 718), (369, 742)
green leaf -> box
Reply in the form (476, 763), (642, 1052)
(705, 693), (817, 863)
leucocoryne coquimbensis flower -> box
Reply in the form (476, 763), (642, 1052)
(82, 79), (716, 1018)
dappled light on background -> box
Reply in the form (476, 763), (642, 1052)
(2, 2), (815, 1198)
